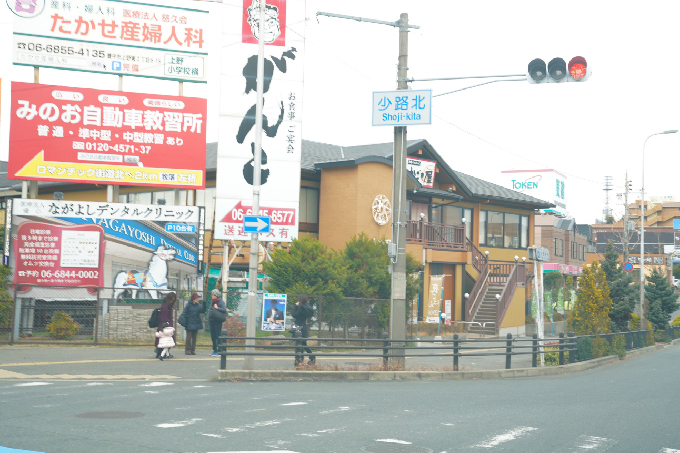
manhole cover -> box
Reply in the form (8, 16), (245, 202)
(76, 411), (144, 419)
(361, 445), (433, 453)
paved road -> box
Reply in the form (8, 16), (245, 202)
(1, 344), (679, 452)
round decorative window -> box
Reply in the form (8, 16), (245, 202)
(372, 195), (392, 226)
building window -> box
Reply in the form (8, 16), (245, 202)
(480, 211), (530, 249)
(299, 187), (319, 224)
(432, 205), (473, 240)
(571, 242), (577, 259)
(554, 238), (564, 257)
(431, 263), (443, 275)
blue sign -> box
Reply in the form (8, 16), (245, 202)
(166, 223), (196, 233)
(58, 217), (197, 266)
(674, 219), (680, 230)
(243, 215), (271, 233)
(112, 61), (122, 71)
(372, 89), (432, 126)
(623, 262), (634, 272)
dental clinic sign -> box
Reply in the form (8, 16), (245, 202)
(372, 90), (432, 126)
(501, 169), (568, 216)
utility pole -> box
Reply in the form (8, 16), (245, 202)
(245, 0), (267, 369)
(603, 176), (612, 221)
(623, 172), (630, 263)
(316, 12), (419, 367)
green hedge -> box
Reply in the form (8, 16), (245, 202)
(576, 337), (592, 361)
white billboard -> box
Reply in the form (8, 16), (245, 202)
(500, 169), (567, 215)
(10, 0), (209, 82)
(214, 0), (305, 242)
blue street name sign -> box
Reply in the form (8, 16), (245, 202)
(372, 89), (432, 126)
(165, 224), (196, 233)
(674, 219), (680, 230)
(243, 215), (271, 233)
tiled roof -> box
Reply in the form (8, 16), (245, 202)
(450, 170), (553, 208)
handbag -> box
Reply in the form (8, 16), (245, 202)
(178, 310), (187, 327)
(209, 305), (228, 323)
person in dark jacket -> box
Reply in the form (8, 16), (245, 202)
(180, 292), (206, 355)
(155, 292), (176, 359)
(292, 295), (315, 365)
(209, 288), (228, 357)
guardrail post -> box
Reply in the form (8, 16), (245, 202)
(382, 331), (389, 366)
(532, 333), (538, 368)
(453, 333), (459, 371)
(505, 333), (512, 370)
(568, 332), (576, 364)
(219, 330), (227, 370)
(558, 332), (565, 365)
(294, 328), (303, 366)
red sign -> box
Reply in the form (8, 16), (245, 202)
(241, 0), (286, 46)
(13, 222), (105, 288)
(8, 82), (207, 188)
(221, 200), (295, 226)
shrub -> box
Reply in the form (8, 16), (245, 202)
(632, 331), (643, 348)
(631, 314), (640, 331)
(654, 330), (667, 343)
(672, 314), (680, 326)
(544, 345), (559, 366)
(525, 316), (536, 325)
(553, 312), (564, 322)
(592, 337), (610, 358)
(645, 330), (655, 347)
(45, 312), (79, 339)
(222, 315), (246, 344)
(576, 337), (592, 361)
(611, 334), (626, 359)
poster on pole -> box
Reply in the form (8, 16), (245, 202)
(10, 0), (210, 82)
(426, 275), (443, 323)
(8, 82), (207, 188)
(214, 0), (306, 243)
(261, 293), (286, 331)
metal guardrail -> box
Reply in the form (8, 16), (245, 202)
(218, 328), (676, 371)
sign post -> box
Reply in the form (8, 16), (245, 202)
(528, 246), (550, 366)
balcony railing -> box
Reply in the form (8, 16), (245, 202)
(406, 220), (465, 250)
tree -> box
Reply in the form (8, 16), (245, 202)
(543, 271), (564, 292)
(568, 261), (613, 335)
(601, 241), (637, 331)
(0, 264), (13, 330)
(564, 276), (575, 311)
(342, 233), (390, 299)
(605, 214), (615, 224)
(645, 268), (679, 329)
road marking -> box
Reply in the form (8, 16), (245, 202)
(14, 382), (52, 387)
(139, 382), (174, 387)
(224, 419), (292, 433)
(376, 439), (412, 445)
(281, 402), (307, 406)
(571, 435), (616, 451)
(474, 426), (538, 448)
(659, 449), (680, 452)
(156, 418), (202, 428)
(319, 406), (350, 414)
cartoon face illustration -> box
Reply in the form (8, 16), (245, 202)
(246, 0), (281, 44)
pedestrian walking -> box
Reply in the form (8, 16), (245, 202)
(208, 288), (229, 357)
(179, 292), (206, 355)
(155, 322), (175, 360)
(292, 295), (315, 365)
(155, 292), (176, 359)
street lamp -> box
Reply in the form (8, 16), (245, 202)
(640, 129), (677, 331)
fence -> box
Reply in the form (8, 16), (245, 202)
(218, 328), (673, 371)
(0, 288), (396, 347)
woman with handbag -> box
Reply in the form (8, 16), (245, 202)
(178, 292), (206, 355)
(208, 288), (228, 357)
(155, 292), (176, 359)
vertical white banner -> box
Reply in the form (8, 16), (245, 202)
(215, 0), (305, 242)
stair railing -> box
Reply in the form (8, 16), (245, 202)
(495, 263), (525, 334)
(466, 258), (489, 323)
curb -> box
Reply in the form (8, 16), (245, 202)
(216, 343), (669, 382)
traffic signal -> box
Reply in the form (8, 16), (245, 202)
(527, 56), (591, 83)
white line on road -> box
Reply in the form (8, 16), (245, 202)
(156, 418), (202, 428)
(14, 382), (52, 386)
(376, 439), (412, 445)
(281, 402), (307, 406)
(140, 382), (174, 387)
(659, 449), (680, 452)
(474, 426), (538, 448)
(571, 435), (616, 451)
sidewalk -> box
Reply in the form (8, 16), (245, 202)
(0, 340), (537, 380)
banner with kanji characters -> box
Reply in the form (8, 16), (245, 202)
(8, 82), (206, 188)
(406, 156), (437, 189)
(8, 199), (203, 293)
(214, 0), (305, 243)
(426, 275), (443, 323)
(13, 221), (105, 287)
(11, 0), (210, 82)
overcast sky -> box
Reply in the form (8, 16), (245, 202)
(1, 0), (679, 224)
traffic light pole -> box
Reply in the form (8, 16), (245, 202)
(245, 0), (267, 370)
